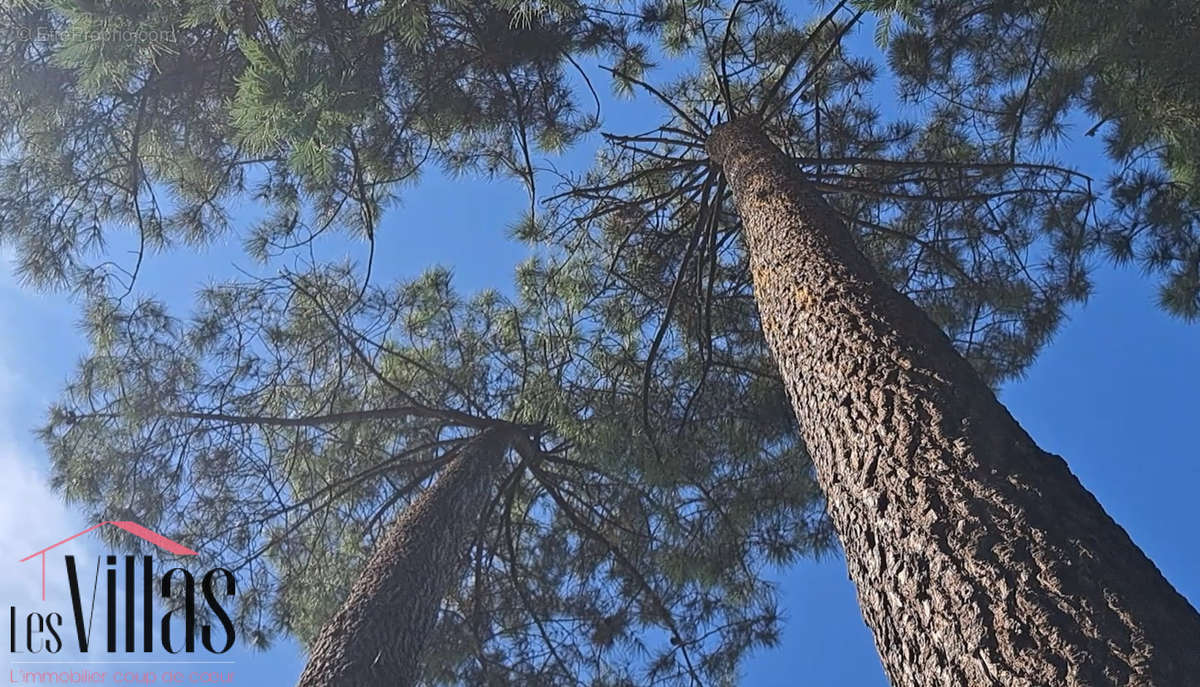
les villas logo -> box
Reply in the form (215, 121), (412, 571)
(9, 521), (236, 657)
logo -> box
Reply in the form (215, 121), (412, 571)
(9, 522), (236, 657)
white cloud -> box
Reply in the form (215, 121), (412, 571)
(0, 291), (98, 671)
(0, 437), (90, 606)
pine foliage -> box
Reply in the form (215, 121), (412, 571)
(873, 0), (1200, 318)
(541, 1), (1097, 385)
(9, 0), (1199, 682)
(43, 263), (830, 684)
(0, 0), (630, 291)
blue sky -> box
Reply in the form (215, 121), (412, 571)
(3, 11), (1199, 687)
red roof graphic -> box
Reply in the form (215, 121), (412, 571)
(19, 521), (197, 601)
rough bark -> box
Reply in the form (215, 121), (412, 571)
(707, 119), (1200, 687)
(296, 428), (510, 687)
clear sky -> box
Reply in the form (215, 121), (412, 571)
(2, 12), (1198, 687)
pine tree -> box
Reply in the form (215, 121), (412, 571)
(12, 1), (1200, 684)
(297, 427), (512, 686)
(707, 116), (1200, 685)
(11, 2), (827, 682)
(45, 264), (828, 684)
(536, 2), (1200, 683)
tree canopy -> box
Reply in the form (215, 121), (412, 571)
(871, 0), (1200, 318)
(538, 0), (1096, 387)
(44, 261), (829, 684)
(7, 0), (1199, 682)
(6, 0), (1191, 322)
(0, 0), (626, 290)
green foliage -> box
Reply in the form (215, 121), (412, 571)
(874, 0), (1200, 319)
(0, 0), (635, 291)
(44, 264), (830, 685)
(0, 2), (245, 289)
(543, 1), (1096, 385)
(14, 1), (1200, 682)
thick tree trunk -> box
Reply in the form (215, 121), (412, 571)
(707, 119), (1200, 687)
(296, 428), (510, 687)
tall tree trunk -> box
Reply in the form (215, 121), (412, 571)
(297, 428), (510, 687)
(707, 119), (1200, 687)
